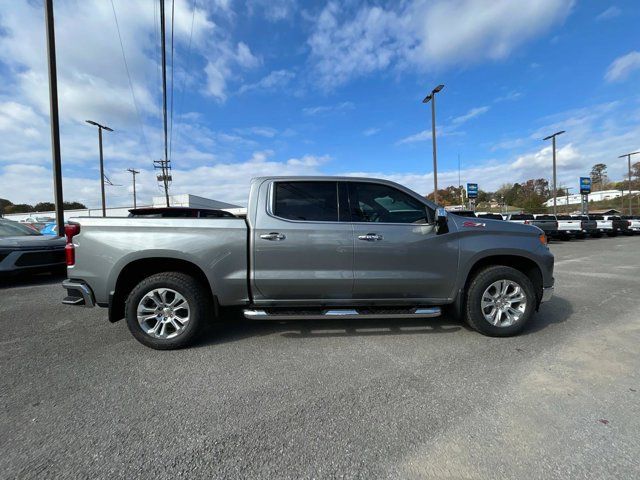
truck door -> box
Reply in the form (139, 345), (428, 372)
(347, 181), (458, 301)
(252, 181), (354, 301)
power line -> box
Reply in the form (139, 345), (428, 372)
(110, 0), (152, 162)
(169, 0), (175, 162)
(171, 0), (197, 159)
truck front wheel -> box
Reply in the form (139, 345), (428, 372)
(124, 272), (209, 349)
(465, 266), (535, 337)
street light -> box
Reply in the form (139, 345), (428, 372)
(423, 84), (445, 204)
(543, 130), (565, 215)
(85, 120), (113, 217)
(618, 151), (639, 215)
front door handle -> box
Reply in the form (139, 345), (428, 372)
(260, 232), (286, 241)
(358, 233), (383, 241)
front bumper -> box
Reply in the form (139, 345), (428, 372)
(541, 286), (554, 303)
(62, 279), (95, 307)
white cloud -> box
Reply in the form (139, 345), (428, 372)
(363, 127), (381, 136)
(452, 106), (490, 125)
(302, 101), (354, 116)
(238, 69), (295, 94)
(307, 0), (574, 89)
(397, 105), (488, 144)
(596, 6), (621, 21)
(605, 51), (640, 83)
(247, 0), (295, 22)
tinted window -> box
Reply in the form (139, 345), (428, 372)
(348, 182), (430, 224)
(274, 182), (338, 222)
(556, 215), (572, 220)
(0, 220), (41, 237)
(536, 215), (556, 220)
(478, 214), (503, 220)
(509, 214), (534, 220)
(455, 211), (477, 218)
(589, 215), (604, 220)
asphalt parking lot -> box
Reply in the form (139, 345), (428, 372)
(1, 236), (639, 479)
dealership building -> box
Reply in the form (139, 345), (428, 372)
(543, 189), (640, 207)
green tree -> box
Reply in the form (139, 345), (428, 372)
(0, 198), (13, 215)
(5, 204), (34, 214)
(34, 202), (56, 212)
(63, 201), (87, 210)
(590, 163), (608, 191)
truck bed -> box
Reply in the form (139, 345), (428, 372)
(67, 217), (249, 306)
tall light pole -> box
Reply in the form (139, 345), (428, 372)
(86, 120), (113, 217)
(44, 0), (64, 236)
(422, 84), (445, 204)
(618, 151), (639, 215)
(543, 130), (565, 215)
(127, 168), (140, 209)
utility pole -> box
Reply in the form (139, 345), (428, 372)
(422, 84), (445, 204)
(44, 0), (64, 236)
(86, 120), (113, 217)
(565, 187), (573, 214)
(159, 0), (170, 207)
(618, 151), (639, 216)
(543, 130), (565, 216)
(127, 168), (140, 209)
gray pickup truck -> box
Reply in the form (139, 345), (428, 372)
(62, 176), (554, 349)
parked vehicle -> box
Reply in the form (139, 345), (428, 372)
(571, 215), (597, 238)
(477, 213), (504, 220)
(128, 207), (236, 218)
(63, 176), (555, 349)
(604, 215), (631, 236)
(450, 210), (477, 218)
(588, 215), (613, 237)
(621, 215), (640, 234)
(40, 221), (70, 236)
(538, 215), (582, 239)
(0, 219), (66, 275)
(505, 214), (558, 239)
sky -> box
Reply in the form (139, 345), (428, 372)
(0, 0), (639, 208)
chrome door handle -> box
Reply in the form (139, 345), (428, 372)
(260, 232), (286, 241)
(358, 233), (383, 241)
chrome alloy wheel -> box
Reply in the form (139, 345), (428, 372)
(136, 288), (190, 339)
(480, 280), (527, 327)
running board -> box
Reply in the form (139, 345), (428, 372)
(243, 307), (441, 321)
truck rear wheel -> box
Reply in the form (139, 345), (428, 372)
(124, 272), (209, 349)
(464, 266), (535, 337)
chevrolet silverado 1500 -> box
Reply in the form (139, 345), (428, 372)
(62, 177), (555, 349)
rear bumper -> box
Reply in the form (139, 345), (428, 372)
(62, 279), (95, 307)
(541, 286), (554, 303)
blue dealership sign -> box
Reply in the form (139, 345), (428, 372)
(579, 177), (591, 195)
(467, 183), (478, 199)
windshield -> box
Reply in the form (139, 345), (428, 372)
(0, 220), (42, 237)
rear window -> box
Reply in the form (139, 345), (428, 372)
(536, 215), (556, 220)
(0, 221), (41, 237)
(274, 182), (338, 222)
(509, 214), (533, 220)
(589, 215), (604, 220)
(556, 215), (573, 220)
(477, 214), (502, 220)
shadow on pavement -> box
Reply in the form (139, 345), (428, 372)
(0, 271), (66, 290)
(522, 295), (573, 335)
(194, 313), (463, 348)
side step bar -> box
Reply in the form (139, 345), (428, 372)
(243, 307), (441, 321)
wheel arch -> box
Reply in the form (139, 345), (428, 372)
(109, 257), (216, 322)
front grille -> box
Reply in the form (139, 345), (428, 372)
(15, 250), (65, 267)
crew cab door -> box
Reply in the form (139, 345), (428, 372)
(251, 181), (354, 301)
(347, 181), (458, 301)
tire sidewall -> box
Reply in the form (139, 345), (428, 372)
(466, 266), (536, 337)
(125, 273), (205, 349)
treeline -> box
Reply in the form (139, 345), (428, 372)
(426, 162), (640, 212)
(0, 199), (87, 215)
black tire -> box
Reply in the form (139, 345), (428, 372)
(125, 272), (210, 350)
(464, 265), (536, 337)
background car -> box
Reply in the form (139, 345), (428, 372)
(477, 213), (504, 220)
(0, 219), (66, 276)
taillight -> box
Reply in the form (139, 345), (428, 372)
(64, 223), (80, 266)
(524, 220), (530, 225)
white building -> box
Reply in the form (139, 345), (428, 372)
(2, 194), (242, 222)
(543, 189), (640, 207)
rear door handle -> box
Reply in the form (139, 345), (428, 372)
(358, 233), (383, 241)
(260, 232), (286, 241)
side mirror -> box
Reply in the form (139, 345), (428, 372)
(436, 207), (448, 232)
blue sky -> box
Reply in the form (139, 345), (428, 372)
(0, 0), (639, 207)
